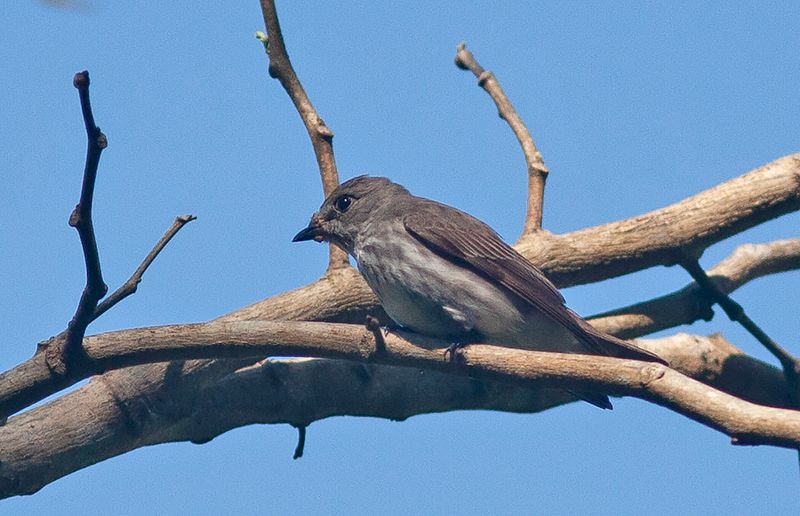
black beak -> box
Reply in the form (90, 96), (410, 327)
(292, 217), (325, 242)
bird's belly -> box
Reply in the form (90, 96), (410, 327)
(355, 236), (527, 341)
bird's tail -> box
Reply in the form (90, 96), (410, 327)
(570, 315), (668, 410)
(573, 391), (614, 410)
(577, 316), (669, 365)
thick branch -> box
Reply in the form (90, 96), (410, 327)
(5, 320), (800, 446)
(0, 357), (572, 497)
(0, 331), (795, 497)
(455, 42), (549, 234)
(517, 153), (800, 287)
(590, 239), (800, 338)
(257, 0), (348, 270)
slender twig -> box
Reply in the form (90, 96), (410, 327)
(292, 424), (307, 459)
(256, 0), (349, 270)
(47, 71), (109, 374)
(455, 42), (549, 234)
(681, 259), (800, 398)
(92, 215), (196, 321)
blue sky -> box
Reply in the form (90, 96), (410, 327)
(1, 1), (799, 514)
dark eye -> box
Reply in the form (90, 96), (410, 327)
(334, 195), (353, 213)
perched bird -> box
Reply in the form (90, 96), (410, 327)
(293, 176), (665, 409)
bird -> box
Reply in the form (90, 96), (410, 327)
(293, 175), (666, 409)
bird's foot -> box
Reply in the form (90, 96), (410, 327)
(381, 322), (402, 337)
(443, 342), (468, 364)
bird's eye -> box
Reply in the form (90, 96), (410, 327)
(334, 195), (353, 213)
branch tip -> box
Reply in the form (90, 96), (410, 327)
(92, 213), (197, 322)
(73, 70), (89, 89)
(454, 43), (548, 234)
(292, 424), (307, 459)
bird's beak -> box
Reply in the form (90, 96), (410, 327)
(292, 215), (326, 242)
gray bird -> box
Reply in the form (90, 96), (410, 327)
(293, 176), (665, 409)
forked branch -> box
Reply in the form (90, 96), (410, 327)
(590, 239), (800, 339)
(681, 258), (800, 401)
(45, 71), (109, 375)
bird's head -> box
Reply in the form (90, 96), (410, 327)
(292, 175), (409, 253)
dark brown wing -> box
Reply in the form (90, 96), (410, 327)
(403, 199), (665, 364)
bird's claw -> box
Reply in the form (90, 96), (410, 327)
(443, 342), (468, 363)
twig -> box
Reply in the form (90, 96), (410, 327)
(292, 424), (307, 459)
(92, 215), (196, 321)
(256, 0), (349, 271)
(680, 258), (800, 399)
(455, 42), (549, 234)
(47, 71), (109, 374)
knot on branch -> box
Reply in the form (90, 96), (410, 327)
(43, 333), (88, 376)
(315, 122), (334, 141)
(638, 363), (667, 388)
(692, 296), (716, 322)
(357, 328), (379, 359)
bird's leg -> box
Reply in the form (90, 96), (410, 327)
(364, 315), (387, 353)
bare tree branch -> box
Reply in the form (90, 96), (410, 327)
(0, 356), (573, 497)
(517, 153), (800, 287)
(0, 332), (794, 498)
(680, 257), (800, 402)
(455, 42), (549, 234)
(45, 71), (109, 375)
(590, 239), (800, 338)
(257, 0), (349, 270)
(92, 215), (196, 321)
(4, 230), (796, 422)
(5, 320), (800, 449)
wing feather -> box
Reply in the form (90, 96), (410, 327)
(403, 199), (665, 364)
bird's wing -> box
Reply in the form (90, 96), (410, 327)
(403, 200), (665, 364)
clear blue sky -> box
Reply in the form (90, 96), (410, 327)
(2, 1), (799, 514)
